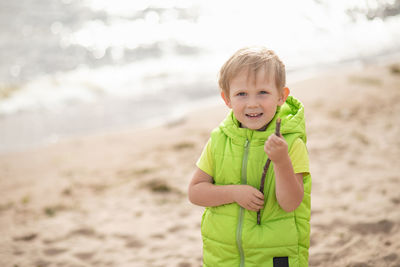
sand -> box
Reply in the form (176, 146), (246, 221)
(1, 62), (400, 267)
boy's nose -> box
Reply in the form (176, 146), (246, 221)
(247, 97), (259, 108)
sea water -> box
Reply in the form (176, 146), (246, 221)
(0, 0), (399, 152)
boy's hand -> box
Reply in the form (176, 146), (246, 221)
(264, 134), (289, 164)
(232, 185), (264, 211)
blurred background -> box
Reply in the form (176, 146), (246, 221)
(1, 0), (400, 153)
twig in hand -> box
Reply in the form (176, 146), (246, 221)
(257, 118), (281, 225)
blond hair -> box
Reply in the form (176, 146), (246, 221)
(218, 46), (286, 96)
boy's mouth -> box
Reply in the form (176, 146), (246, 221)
(245, 113), (263, 118)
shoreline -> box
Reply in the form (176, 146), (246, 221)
(2, 51), (400, 155)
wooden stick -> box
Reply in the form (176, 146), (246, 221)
(257, 118), (281, 225)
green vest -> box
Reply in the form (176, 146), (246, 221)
(201, 96), (311, 267)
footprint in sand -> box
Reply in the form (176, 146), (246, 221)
(114, 233), (145, 249)
(41, 227), (104, 244)
(391, 197), (400, 205)
(346, 261), (372, 267)
(43, 247), (68, 256)
(150, 233), (165, 239)
(13, 249), (24, 256)
(125, 238), (145, 248)
(350, 219), (395, 235)
(178, 262), (192, 267)
(382, 253), (398, 263)
(168, 224), (187, 233)
(34, 259), (50, 267)
(74, 251), (95, 261)
(13, 232), (38, 242)
(309, 252), (334, 266)
(68, 227), (104, 239)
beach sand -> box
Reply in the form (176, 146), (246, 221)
(1, 62), (400, 266)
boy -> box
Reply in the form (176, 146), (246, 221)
(188, 47), (311, 267)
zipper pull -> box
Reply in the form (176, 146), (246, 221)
(244, 139), (249, 148)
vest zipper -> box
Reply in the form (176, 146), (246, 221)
(237, 139), (250, 267)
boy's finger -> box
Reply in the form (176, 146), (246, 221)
(247, 203), (258, 212)
(251, 197), (263, 204)
(266, 136), (278, 146)
(272, 135), (284, 144)
(252, 199), (264, 207)
(254, 191), (264, 200)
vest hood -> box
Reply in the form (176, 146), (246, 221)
(219, 96), (307, 145)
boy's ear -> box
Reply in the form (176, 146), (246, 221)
(278, 87), (290, 106)
(221, 91), (232, 108)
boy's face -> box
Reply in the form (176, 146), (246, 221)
(221, 68), (289, 130)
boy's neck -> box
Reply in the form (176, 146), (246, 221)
(239, 122), (270, 132)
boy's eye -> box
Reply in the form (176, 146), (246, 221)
(260, 90), (269, 95)
(237, 92), (247, 96)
